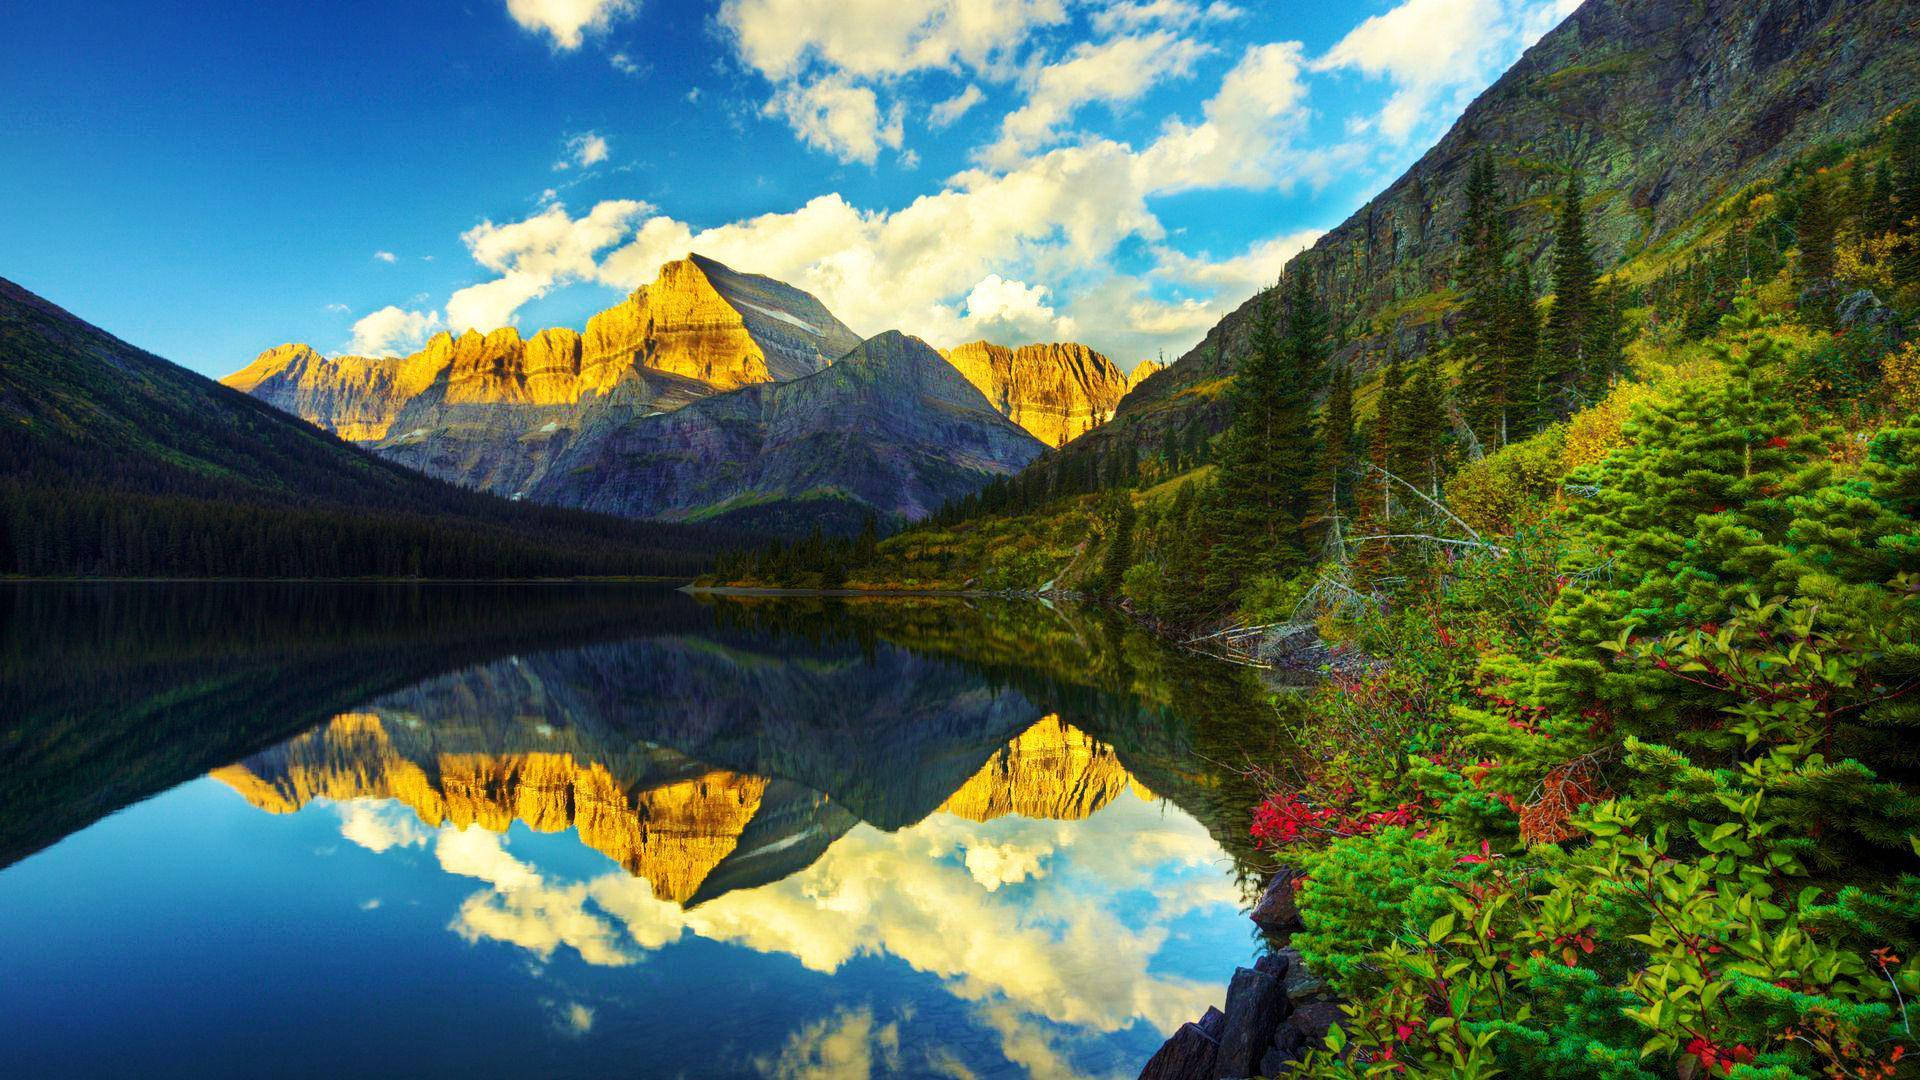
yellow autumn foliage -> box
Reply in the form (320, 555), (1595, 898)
(1449, 427), (1568, 535)
(1836, 234), (1898, 291)
(1561, 381), (1659, 471)
(1882, 341), (1920, 414)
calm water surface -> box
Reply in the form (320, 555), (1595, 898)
(0, 584), (1284, 1079)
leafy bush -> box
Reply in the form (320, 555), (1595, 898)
(1449, 428), (1568, 535)
(1270, 303), (1920, 1078)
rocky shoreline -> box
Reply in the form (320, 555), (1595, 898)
(1140, 868), (1343, 1079)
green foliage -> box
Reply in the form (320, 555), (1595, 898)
(1204, 270), (1327, 604)
(1291, 828), (1464, 988)
(1273, 300), (1920, 1078)
(1543, 171), (1600, 406)
(1097, 494), (1135, 597)
(1448, 426), (1568, 536)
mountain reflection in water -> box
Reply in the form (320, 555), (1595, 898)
(0, 584), (1289, 1079)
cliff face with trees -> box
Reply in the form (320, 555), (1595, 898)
(1087, 0), (1920, 466)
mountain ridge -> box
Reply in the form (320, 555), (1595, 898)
(943, 339), (1130, 448)
(533, 329), (1047, 530)
(1090, 0), (1920, 456)
(0, 274), (720, 577)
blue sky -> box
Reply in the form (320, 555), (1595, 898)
(0, 0), (1579, 376)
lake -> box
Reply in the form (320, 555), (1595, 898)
(0, 583), (1287, 1079)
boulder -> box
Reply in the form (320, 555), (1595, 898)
(1197, 1006), (1226, 1041)
(1285, 1001), (1346, 1051)
(1275, 947), (1326, 1001)
(1213, 966), (1288, 1078)
(1253, 951), (1289, 980)
(1139, 1022), (1220, 1080)
(1250, 869), (1305, 936)
(1259, 1043), (1301, 1077)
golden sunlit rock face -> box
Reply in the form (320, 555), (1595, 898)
(211, 713), (769, 905)
(1126, 358), (1164, 391)
(937, 715), (1153, 822)
(212, 713), (1153, 904)
(219, 253), (863, 442)
(942, 341), (1130, 448)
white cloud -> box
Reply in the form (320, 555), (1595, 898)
(1313, 0), (1577, 142)
(339, 802), (433, 851)
(717, 0), (1066, 83)
(763, 75), (904, 165)
(560, 131), (610, 169)
(558, 1002), (595, 1035)
(569, 38), (1319, 362)
(1090, 0), (1243, 35)
(594, 794), (1232, 1033)
(595, 134), (1163, 350)
(346, 306), (444, 357)
(756, 1007), (898, 1080)
(447, 199), (649, 330)
(505, 0), (637, 50)
(1139, 40), (1312, 192)
(325, 302), (350, 314)
(718, 0), (1067, 161)
(928, 85), (985, 129)
(382, 36), (1334, 364)
(981, 31), (1212, 168)
(609, 51), (644, 76)
(961, 275), (1075, 342)
(1152, 228), (1324, 293)
(438, 826), (634, 967)
(373, 250), (398, 263)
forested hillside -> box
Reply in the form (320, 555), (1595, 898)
(710, 6), (1920, 1069)
(1044, 0), (1920, 490)
(0, 278), (726, 577)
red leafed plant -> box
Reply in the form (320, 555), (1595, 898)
(1250, 789), (1424, 848)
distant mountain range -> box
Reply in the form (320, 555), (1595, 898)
(536, 329), (1046, 532)
(0, 276), (720, 577)
(225, 253), (1150, 531)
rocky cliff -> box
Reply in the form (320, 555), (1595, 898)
(534, 330), (1047, 530)
(942, 340), (1130, 448)
(1091, 0), (1920, 457)
(212, 709), (1153, 906)
(935, 715), (1155, 822)
(223, 253), (864, 499)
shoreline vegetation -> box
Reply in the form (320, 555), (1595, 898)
(711, 111), (1920, 1078)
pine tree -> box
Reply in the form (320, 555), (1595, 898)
(1391, 353), (1451, 496)
(1504, 263), (1543, 435)
(1582, 277), (1628, 396)
(1891, 107), (1920, 286)
(1457, 152), (1511, 355)
(1796, 169), (1838, 325)
(1457, 151), (1514, 450)
(1542, 170), (1598, 414)
(1309, 360), (1355, 553)
(1866, 158), (1896, 238)
(1099, 495), (1136, 597)
(1846, 161), (1873, 239)
(1538, 299), (1831, 728)
(1353, 347), (1403, 582)
(1203, 271), (1325, 603)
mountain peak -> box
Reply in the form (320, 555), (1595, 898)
(943, 338), (1128, 447)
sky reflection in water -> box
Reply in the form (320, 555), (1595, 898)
(0, 586), (1267, 1079)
